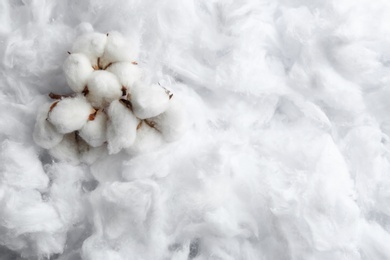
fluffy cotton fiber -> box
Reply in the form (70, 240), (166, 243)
(106, 100), (139, 154)
(71, 32), (107, 68)
(106, 62), (143, 90)
(8, 0), (390, 259)
(99, 31), (138, 69)
(33, 103), (63, 149)
(49, 133), (81, 165)
(78, 110), (108, 147)
(86, 70), (122, 108)
(125, 121), (164, 155)
(63, 53), (94, 93)
(48, 95), (94, 134)
(130, 83), (171, 119)
(147, 96), (187, 142)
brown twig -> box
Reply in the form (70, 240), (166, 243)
(48, 92), (73, 100)
(49, 101), (60, 112)
(103, 62), (112, 70)
(121, 86), (127, 96)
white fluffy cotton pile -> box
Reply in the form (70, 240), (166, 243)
(2, 0), (390, 260)
(33, 31), (186, 164)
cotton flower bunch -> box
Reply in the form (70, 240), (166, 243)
(33, 31), (186, 165)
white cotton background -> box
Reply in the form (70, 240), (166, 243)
(1, 0), (390, 259)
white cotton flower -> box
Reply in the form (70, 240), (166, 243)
(63, 53), (94, 93)
(78, 110), (108, 147)
(125, 121), (164, 155)
(106, 62), (143, 91)
(147, 96), (187, 142)
(130, 82), (171, 119)
(47, 95), (95, 134)
(49, 133), (80, 165)
(72, 32), (107, 68)
(86, 70), (122, 108)
(106, 99), (139, 154)
(99, 31), (138, 69)
(33, 103), (63, 149)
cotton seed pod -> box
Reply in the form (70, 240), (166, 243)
(106, 99), (139, 154)
(86, 70), (122, 108)
(106, 62), (143, 91)
(99, 31), (138, 69)
(47, 95), (95, 134)
(33, 103), (63, 149)
(130, 82), (171, 119)
(63, 53), (94, 93)
(78, 110), (108, 147)
(49, 133), (80, 165)
(72, 32), (107, 68)
(146, 96), (187, 142)
(125, 121), (164, 155)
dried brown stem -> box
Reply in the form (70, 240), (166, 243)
(49, 101), (60, 112)
(103, 62), (112, 70)
(121, 86), (127, 96)
(49, 92), (73, 100)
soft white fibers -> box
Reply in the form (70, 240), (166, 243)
(2, 0), (390, 259)
(100, 31), (138, 69)
(148, 96), (187, 142)
(63, 53), (94, 93)
(130, 82), (170, 119)
(106, 100), (139, 154)
(79, 110), (108, 147)
(48, 95), (94, 134)
(106, 61), (143, 90)
(33, 102), (63, 149)
(86, 70), (122, 108)
(125, 121), (164, 155)
(71, 32), (107, 68)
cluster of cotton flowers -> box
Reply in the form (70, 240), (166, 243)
(33, 31), (186, 165)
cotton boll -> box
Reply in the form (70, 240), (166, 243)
(78, 110), (108, 147)
(106, 62), (143, 90)
(147, 96), (187, 142)
(72, 32), (107, 68)
(48, 95), (94, 134)
(49, 133), (80, 165)
(130, 82), (171, 119)
(63, 53), (94, 93)
(99, 31), (138, 69)
(86, 70), (122, 108)
(106, 100), (139, 154)
(125, 121), (164, 155)
(33, 103), (63, 149)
